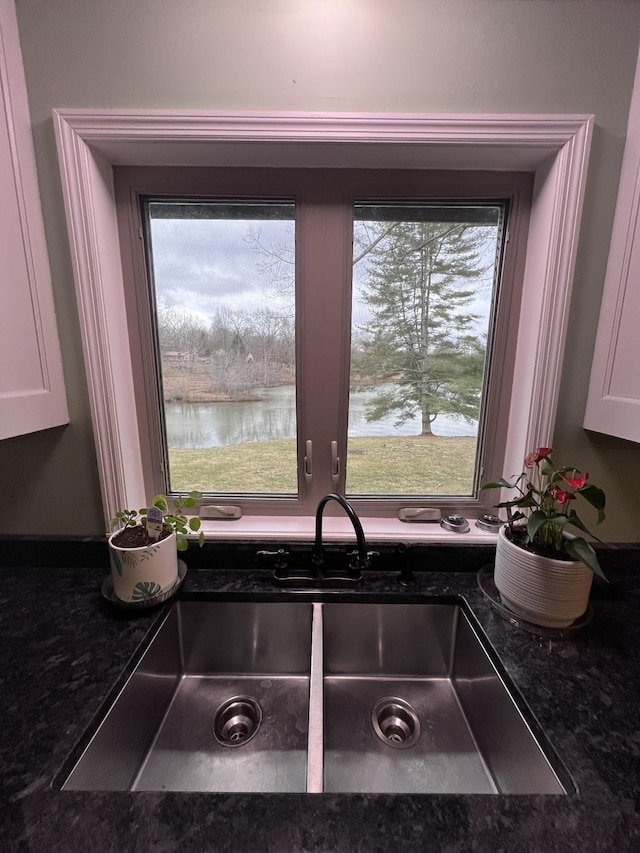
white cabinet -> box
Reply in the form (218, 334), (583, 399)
(584, 47), (640, 443)
(0, 0), (68, 439)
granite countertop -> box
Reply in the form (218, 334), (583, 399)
(1, 545), (639, 852)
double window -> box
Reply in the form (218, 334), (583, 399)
(117, 167), (531, 517)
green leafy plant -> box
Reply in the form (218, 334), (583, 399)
(110, 491), (205, 552)
(481, 447), (607, 579)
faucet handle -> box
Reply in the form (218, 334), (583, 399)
(256, 548), (289, 571)
(348, 549), (379, 572)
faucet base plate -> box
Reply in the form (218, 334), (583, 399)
(273, 568), (363, 589)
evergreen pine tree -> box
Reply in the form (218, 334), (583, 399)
(352, 219), (493, 435)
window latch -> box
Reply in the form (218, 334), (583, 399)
(200, 505), (243, 520)
(398, 507), (442, 523)
(331, 440), (340, 486)
(304, 439), (313, 483)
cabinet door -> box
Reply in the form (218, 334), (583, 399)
(0, 0), (68, 439)
(584, 47), (640, 443)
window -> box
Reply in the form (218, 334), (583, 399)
(118, 167), (531, 517)
(348, 202), (503, 498)
(146, 200), (298, 496)
(55, 110), (592, 534)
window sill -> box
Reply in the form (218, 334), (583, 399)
(199, 515), (501, 545)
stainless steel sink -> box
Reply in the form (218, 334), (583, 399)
(322, 602), (568, 794)
(62, 601), (312, 792)
(59, 596), (573, 795)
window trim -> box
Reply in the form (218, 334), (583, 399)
(53, 109), (593, 533)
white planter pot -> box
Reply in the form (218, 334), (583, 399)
(494, 525), (593, 629)
(108, 529), (178, 603)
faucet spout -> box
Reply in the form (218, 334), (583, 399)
(313, 493), (370, 570)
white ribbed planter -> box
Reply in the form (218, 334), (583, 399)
(108, 529), (179, 603)
(494, 526), (593, 629)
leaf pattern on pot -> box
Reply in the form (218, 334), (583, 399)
(110, 551), (123, 578)
(139, 544), (160, 562)
(120, 550), (139, 572)
(132, 582), (162, 600)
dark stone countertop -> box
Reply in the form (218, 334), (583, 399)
(1, 546), (640, 852)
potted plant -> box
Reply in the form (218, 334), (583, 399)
(481, 447), (606, 628)
(108, 491), (204, 603)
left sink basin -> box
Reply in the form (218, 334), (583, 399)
(61, 601), (312, 792)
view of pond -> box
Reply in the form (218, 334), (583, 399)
(165, 385), (477, 449)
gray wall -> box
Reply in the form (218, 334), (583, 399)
(3, 0), (640, 540)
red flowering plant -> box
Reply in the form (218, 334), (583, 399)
(481, 447), (607, 579)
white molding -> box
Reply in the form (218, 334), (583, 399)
(54, 122), (145, 516)
(525, 121), (594, 448)
(52, 108), (587, 142)
(0, 0), (68, 439)
(52, 109), (593, 527)
(584, 47), (640, 443)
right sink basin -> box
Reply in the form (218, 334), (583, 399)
(322, 601), (571, 794)
(58, 595), (574, 795)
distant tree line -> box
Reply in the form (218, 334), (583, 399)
(157, 305), (295, 400)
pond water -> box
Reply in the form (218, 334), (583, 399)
(164, 385), (477, 450)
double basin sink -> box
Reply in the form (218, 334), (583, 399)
(59, 595), (573, 795)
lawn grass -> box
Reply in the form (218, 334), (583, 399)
(169, 435), (478, 495)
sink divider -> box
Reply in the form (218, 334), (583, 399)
(306, 602), (324, 793)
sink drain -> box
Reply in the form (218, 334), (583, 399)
(372, 697), (420, 749)
(213, 696), (263, 747)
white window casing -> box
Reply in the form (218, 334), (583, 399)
(52, 110), (593, 539)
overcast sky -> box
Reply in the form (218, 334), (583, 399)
(148, 217), (294, 325)
(148, 216), (497, 332)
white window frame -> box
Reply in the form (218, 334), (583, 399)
(116, 167), (530, 518)
(53, 110), (593, 541)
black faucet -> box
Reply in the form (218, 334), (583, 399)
(312, 493), (371, 573)
(258, 493), (375, 587)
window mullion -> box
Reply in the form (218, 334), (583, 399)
(297, 181), (353, 507)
